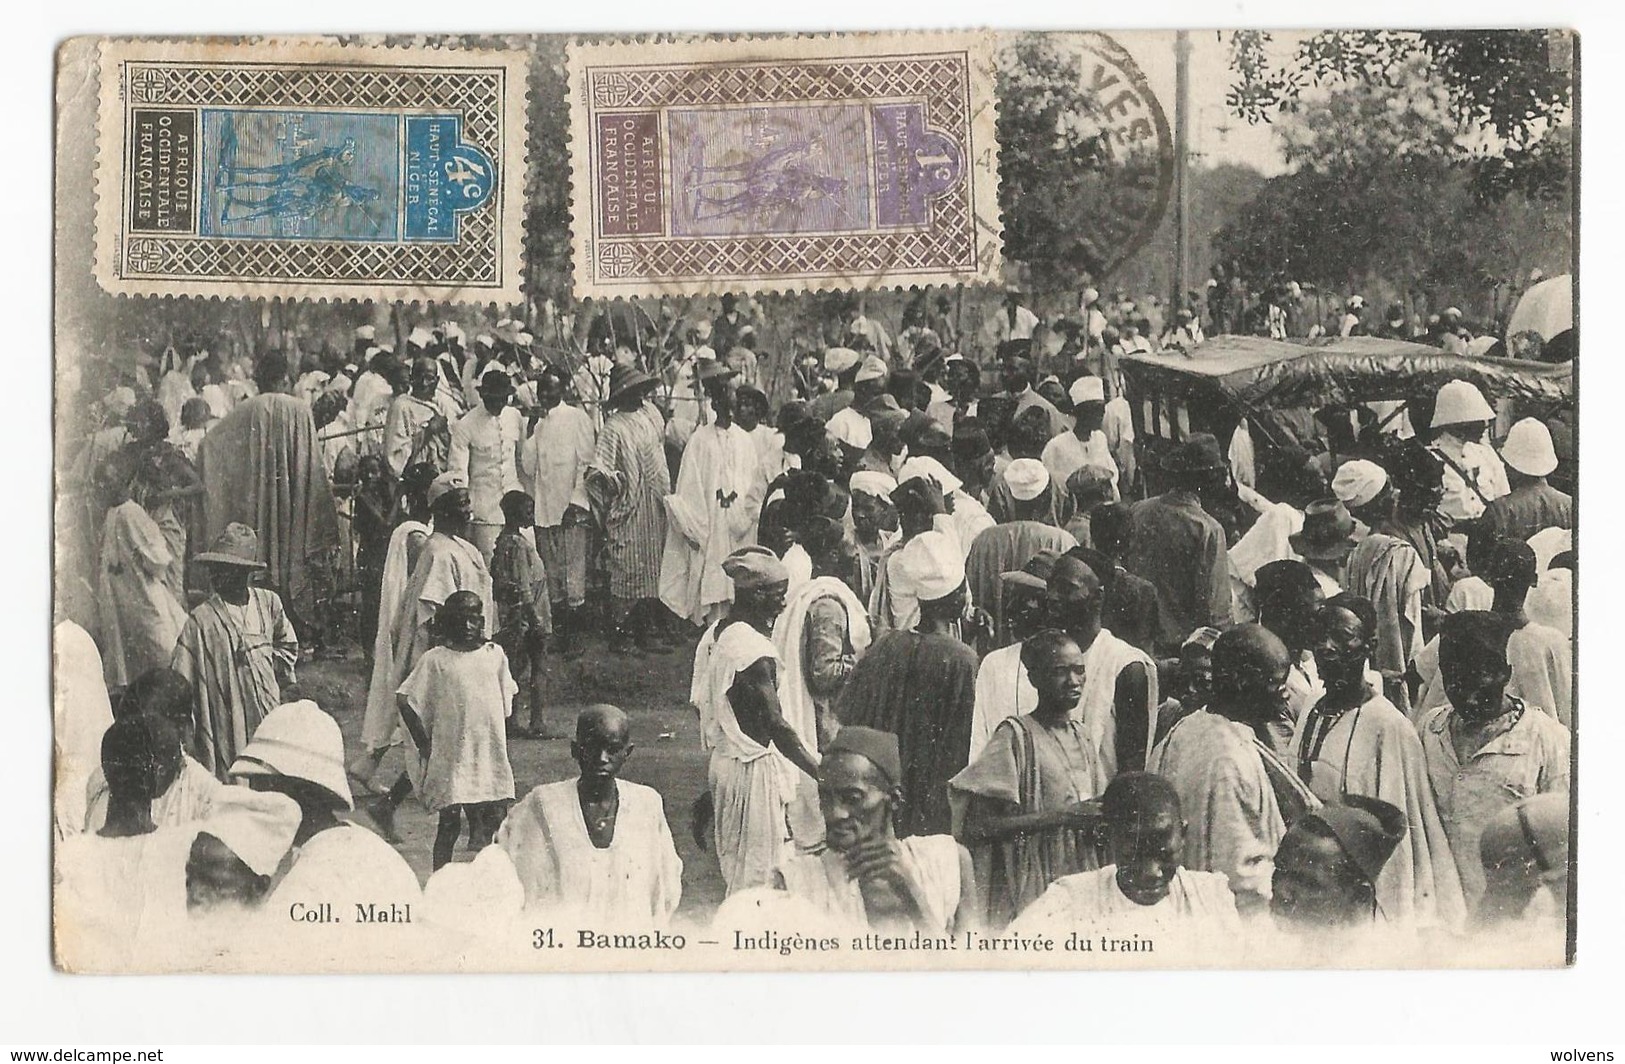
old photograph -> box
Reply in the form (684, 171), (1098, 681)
(51, 28), (1576, 975)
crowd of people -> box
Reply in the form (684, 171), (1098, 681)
(53, 290), (1573, 968)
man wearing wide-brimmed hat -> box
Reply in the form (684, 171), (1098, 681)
(1122, 434), (1233, 655)
(170, 523), (299, 781)
(449, 368), (524, 563)
(1290, 498), (1359, 599)
(587, 363), (672, 653)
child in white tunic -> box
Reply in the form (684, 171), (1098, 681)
(398, 591), (517, 869)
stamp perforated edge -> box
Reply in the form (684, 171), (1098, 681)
(91, 37), (531, 305)
(564, 31), (1003, 300)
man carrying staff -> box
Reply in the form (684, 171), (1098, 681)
(588, 365), (673, 655)
(691, 547), (821, 894)
(196, 351), (339, 636)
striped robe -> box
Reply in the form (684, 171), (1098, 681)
(588, 409), (670, 600)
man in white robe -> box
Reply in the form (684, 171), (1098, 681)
(692, 548), (821, 894)
(1040, 375), (1119, 499)
(496, 705), (682, 925)
(660, 363), (765, 627)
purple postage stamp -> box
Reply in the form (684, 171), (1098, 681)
(566, 33), (1002, 298)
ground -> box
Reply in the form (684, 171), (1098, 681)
(297, 629), (727, 921)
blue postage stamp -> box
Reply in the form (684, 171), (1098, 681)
(566, 33), (1003, 298)
(95, 39), (528, 302)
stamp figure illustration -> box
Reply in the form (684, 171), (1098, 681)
(567, 33), (1002, 297)
(97, 40), (528, 302)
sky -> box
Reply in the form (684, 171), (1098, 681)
(1097, 29), (1313, 177)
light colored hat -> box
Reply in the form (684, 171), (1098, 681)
(897, 456), (961, 496)
(427, 470), (469, 507)
(196, 788), (302, 876)
(516, 332), (533, 346)
(892, 529), (965, 604)
(1347, 295), (1365, 310)
(824, 347), (862, 375)
(194, 523), (266, 568)
(229, 699), (355, 810)
(474, 333), (494, 348)
(442, 322), (465, 342)
(1433, 380), (1495, 425)
(1069, 375), (1105, 405)
(722, 545), (789, 590)
(1331, 460), (1389, 509)
(354, 324), (376, 341)
(849, 470), (897, 500)
(1082, 287), (1099, 304)
(408, 326), (434, 348)
(1501, 418), (1558, 477)
(1003, 457), (1051, 501)
(855, 355), (889, 384)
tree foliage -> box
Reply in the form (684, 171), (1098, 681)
(1212, 55), (1572, 319)
(1226, 29), (1573, 200)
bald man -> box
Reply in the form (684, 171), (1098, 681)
(775, 726), (979, 934)
(1149, 624), (1319, 915)
(1010, 772), (1239, 932)
(495, 705), (683, 924)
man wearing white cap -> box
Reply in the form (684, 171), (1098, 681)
(966, 462), (1076, 636)
(810, 347), (862, 423)
(692, 546), (820, 893)
(838, 529), (981, 837)
(896, 456), (994, 562)
(1334, 459), (1429, 677)
(1429, 380), (1509, 522)
(232, 700), (420, 916)
(660, 362), (765, 628)
(1040, 375), (1120, 499)
(827, 355), (889, 459)
(849, 470), (900, 599)
(1476, 417), (1571, 549)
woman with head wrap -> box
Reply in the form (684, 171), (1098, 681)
(1334, 459), (1429, 683)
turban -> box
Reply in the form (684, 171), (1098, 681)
(721, 546), (789, 590)
(408, 326), (434, 348)
(849, 470), (897, 500)
(1305, 795), (1408, 888)
(897, 455), (961, 496)
(354, 324), (376, 340)
(1002, 458), (1051, 501)
(1068, 375), (1105, 405)
(427, 470), (469, 507)
(824, 726), (903, 787)
(198, 788), (302, 876)
(891, 530), (964, 605)
(824, 347), (861, 375)
(855, 355), (889, 384)
(1331, 460), (1389, 509)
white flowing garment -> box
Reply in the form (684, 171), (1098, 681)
(692, 620), (794, 894)
(660, 423), (766, 626)
(776, 835), (963, 933)
(269, 822), (422, 916)
(362, 520), (430, 752)
(772, 577), (873, 845)
(1009, 866), (1240, 934)
(54, 621), (116, 841)
(495, 779), (683, 925)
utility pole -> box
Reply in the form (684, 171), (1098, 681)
(1173, 30), (1192, 316)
